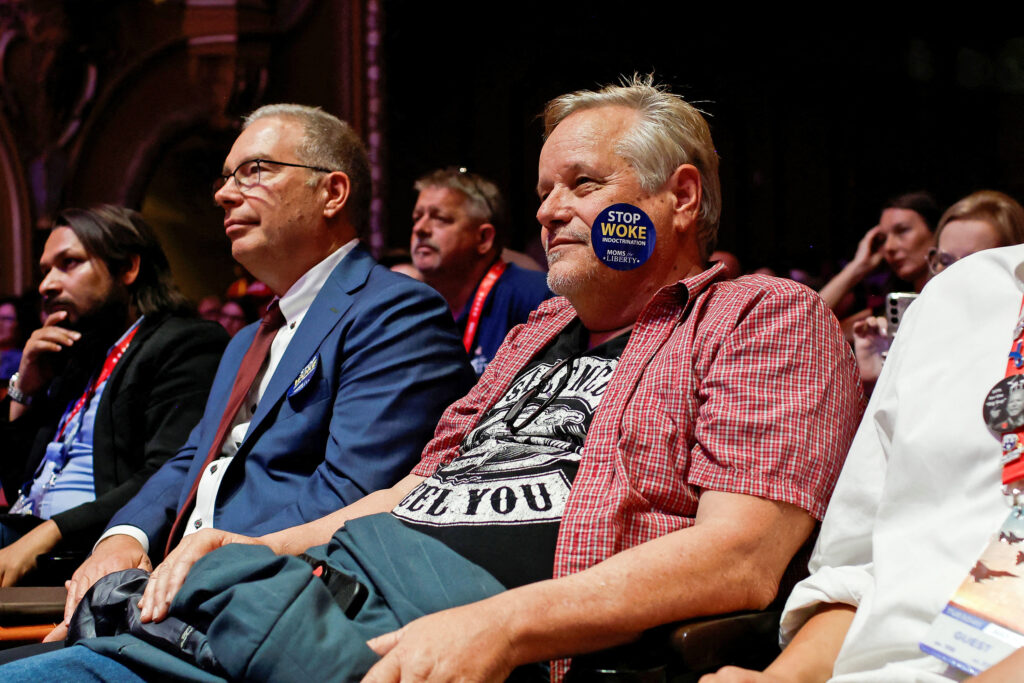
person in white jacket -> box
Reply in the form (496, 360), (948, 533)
(705, 243), (1024, 683)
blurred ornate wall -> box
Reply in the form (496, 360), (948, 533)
(0, 0), (382, 300)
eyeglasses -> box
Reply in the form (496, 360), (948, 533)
(927, 247), (959, 274)
(452, 167), (498, 221)
(213, 158), (334, 194)
(503, 355), (576, 435)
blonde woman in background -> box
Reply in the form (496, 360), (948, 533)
(854, 190), (1024, 392)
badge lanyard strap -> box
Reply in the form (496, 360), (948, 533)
(15, 324), (140, 509)
(999, 296), (1024, 490)
(55, 324), (140, 443)
(462, 260), (507, 353)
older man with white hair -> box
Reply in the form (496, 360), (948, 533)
(2, 77), (862, 683)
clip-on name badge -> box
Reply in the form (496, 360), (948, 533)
(921, 300), (1024, 674)
(590, 203), (655, 271)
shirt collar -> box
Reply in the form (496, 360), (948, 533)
(649, 260), (728, 307)
(276, 239), (359, 325)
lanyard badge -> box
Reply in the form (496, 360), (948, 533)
(920, 297), (1024, 674)
(984, 300), (1024, 491)
(9, 322), (140, 518)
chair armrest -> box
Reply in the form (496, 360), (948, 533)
(668, 610), (781, 673)
(28, 550), (88, 587)
(566, 610), (782, 682)
(0, 586), (67, 626)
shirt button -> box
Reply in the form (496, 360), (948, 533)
(210, 463), (217, 474)
(194, 519), (203, 529)
(290, 322), (296, 329)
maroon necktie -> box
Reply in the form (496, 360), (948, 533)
(164, 301), (286, 555)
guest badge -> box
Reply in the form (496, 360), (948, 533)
(921, 512), (1024, 675)
(590, 203), (655, 271)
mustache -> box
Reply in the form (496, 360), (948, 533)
(412, 239), (440, 252)
(544, 227), (591, 262)
(42, 296), (75, 315)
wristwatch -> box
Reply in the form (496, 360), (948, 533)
(7, 371), (31, 405)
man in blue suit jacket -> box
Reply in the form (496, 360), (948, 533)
(51, 103), (474, 636)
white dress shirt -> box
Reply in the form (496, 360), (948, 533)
(780, 245), (1024, 681)
(103, 240), (358, 553)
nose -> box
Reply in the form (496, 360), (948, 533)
(214, 177), (242, 209)
(412, 215), (431, 237)
(39, 269), (61, 298)
(536, 186), (571, 230)
(883, 232), (899, 255)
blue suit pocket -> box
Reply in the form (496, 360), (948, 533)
(285, 354), (330, 410)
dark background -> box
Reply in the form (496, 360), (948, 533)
(3, 2), (1023, 295)
(382, 9), (1024, 273)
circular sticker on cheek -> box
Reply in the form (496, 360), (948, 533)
(590, 203), (656, 271)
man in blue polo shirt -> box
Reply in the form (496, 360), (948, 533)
(411, 168), (551, 375)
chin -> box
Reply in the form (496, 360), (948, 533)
(546, 262), (597, 297)
(231, 241), (264, 272)
(412, 260), (440, 280)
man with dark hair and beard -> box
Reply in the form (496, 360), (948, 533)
(0, 205), (228, 587)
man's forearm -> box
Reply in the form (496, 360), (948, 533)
(480, 497), (815, 667)
(260, 473), (426, 555)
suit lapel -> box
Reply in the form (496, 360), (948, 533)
(92, 315), (162, 484)
(241, 246), (375, 443)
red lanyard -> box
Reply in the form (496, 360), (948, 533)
(56, 324), (140, 440)
(994, 297), (1024, 484)
(462, 260), (507, 353)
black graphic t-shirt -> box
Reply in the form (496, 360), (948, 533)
(393, 320), (629, 588)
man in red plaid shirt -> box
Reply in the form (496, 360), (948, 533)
(21, 76), (862, 682)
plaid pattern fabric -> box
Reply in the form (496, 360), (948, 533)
(413, 263), (864, 680)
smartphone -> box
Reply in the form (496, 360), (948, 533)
(886, 292), (918, 337)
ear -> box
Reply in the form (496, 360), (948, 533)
(668, 164), (702, 234)
(322, 171), (352, 219)
(119, 254), (141, 287)
(476, 222), (496, 255)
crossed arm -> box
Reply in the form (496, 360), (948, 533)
(131, 481), (814, 682)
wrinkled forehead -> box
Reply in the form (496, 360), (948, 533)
(537, 107), (638, 190)
(542, 107), (636, 158)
